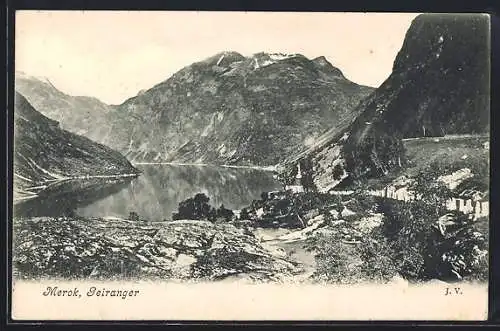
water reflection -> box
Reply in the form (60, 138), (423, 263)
(14, 176), (136, 218)
(76, 165), (282, 221)
(16, 165), (282, 221)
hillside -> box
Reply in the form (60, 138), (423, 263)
(15, 72), (114, 141)
(97, 52), (373, 166)
(282, 14), (490, 191)
(13, 92), (139, 201)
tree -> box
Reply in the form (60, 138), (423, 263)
(216, 204), (234, 221)
(172, 193), (214, 220)
(240, 208), (250, 220)
(129, 211), (140, 222)
(409, 164), (452, 219)
(306, 227), (397, 284)
(332, 164), (344, 181)
(300, 157), (317, 191)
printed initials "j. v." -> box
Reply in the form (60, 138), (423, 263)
(444, 287), (463, 295)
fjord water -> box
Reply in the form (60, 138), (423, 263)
(15, 165), (283, 221)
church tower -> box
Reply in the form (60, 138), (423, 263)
(285, 163), (305, 193)
(295, 163), (302, 185)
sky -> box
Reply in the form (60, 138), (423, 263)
(15, 11), (419, 105)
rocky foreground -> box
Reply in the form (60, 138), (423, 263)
(12, 217), (304, 282)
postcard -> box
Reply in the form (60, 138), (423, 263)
(11, 11), (490, 320)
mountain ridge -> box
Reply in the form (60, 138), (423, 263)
(15, 72), (115, 141)
(107, 51), (373, 166)
(17, 51), (373, 167)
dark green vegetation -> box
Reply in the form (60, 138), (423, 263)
(306, 204), (487, 284)
(12, 156), (488, 283)
(170, 190), (343, 229)
(240, 191), (342, 229)
(167, 163), (488, 283)
(12, 14), (490, 285)
(13, 92), (139, 200)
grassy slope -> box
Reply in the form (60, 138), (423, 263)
(403, 135), (489, 176)
(363, 135), (489, 189)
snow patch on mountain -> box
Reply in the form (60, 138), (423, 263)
(269, 53), (297, 61)
(216, 54), (225, 66)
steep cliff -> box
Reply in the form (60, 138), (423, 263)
(285, 14), (490, 191)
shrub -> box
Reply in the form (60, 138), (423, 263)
(240, 191), (344, 229)
(239, 208), (250, 220)
(356, 235), (398, 282)
(332, 164), (344, 181)
(216, 204), (234, 222)
(308, 165), (487, 284)
(307, 228), (397, 284)
(347, 191), (378, 214)
(307, 231), (360, 284)
(172, 193), (216, 221)
(172, 193), (236, 222)
(434, 213), (488, 282)
(378, 196), (488, 282)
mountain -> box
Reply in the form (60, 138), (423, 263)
(284, 14), (490, 191)
(16, 53), (373, 166)
(15, 72), (114, 141)
(98, 52), (373, 166)
(13, 92), (139, 202)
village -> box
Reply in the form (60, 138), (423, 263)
(246, 162), (489, 230)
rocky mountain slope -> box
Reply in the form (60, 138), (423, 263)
(284, 14), (490, 191)
(15, 72), (113, 141)
(13, 92), (139, 201)
(18, 53), (372, 166)
(108, 52), (373, 166)
(115, 52), (373, 166)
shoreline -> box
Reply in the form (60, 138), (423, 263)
(132, 161), (279, 172)
(13, 172), (140, 204)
